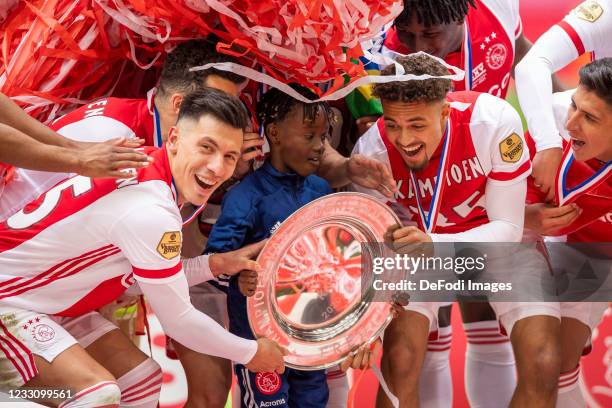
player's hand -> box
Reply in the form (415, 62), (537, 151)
(234, 132), (264, 178)
(246, 338), (288, 373)
(75, 137), (152, 178)
(532, 148), (563, 202)
(389, 284), (410, 319)
(209, 240), (266, 277)
(525, 203), (581, 235)
(238, 270), (258, 297)
(391, 303), (403, 318)
(355, 115), (379, 136)
(340, 338), (382, 371)
(347, 154), (396, 198)
(385, 225), (432, 243)
(385, 224), (433, 258)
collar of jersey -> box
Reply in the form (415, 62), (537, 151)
(261, 161), (305, 183)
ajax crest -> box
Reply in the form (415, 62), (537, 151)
(255, 372), (282, 395)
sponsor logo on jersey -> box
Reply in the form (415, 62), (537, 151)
(573, 0), (604, 22)
(499, 133), (523, 163)
(255, 372), (281, 395)
(472, 62), (487, 88)
(393, 156), (485, 201)
(156, 231), (182, 260)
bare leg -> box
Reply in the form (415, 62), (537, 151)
(376, 310), (430, 408)
(509, 316), (561, 408)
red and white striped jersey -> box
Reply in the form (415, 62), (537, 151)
(382, 0), (522, 98)
(0, 93), (159, 221)
(352, 91), (531, 233)
(0, 146), (183, 316)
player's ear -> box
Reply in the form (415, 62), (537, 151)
(170, 93), (184, 115)
(166, 126), (180, 153)
(268, 123), (281, 145)
(440, 102), (451, 123)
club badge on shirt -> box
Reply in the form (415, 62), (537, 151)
(573, 0), (604, 22)
(499, 133), (523, 163)
(157, 231), (182, 259)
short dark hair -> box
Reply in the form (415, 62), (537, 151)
(178, 88), (248, 130)
(395, 0), (476, 27)
(579, 58), (612, 107)
(373, 54), (452, 103)
(256, 83), (333, 128)
(158, 38), (245, 97)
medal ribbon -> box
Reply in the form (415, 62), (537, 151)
(153, 105), (163, 148)
(170, 171), (206, 227)
(556, 144), (611, 206)
(409, 122), (451, 233)
(463, 22), (473, 91)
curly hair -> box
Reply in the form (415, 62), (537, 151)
(373, 54), (452, 103)
(158, 38), (245, 97)
(396, 0), (476, 27)
(256, 84), (333, 130)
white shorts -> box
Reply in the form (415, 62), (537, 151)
(404, 302), (444, 336)
(490, 302), (609, 340)
(490, 241), (611, 336)
(0, 308), (117, 389)
(53, 311), (118, 348)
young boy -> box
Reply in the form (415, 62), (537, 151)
(205, 84), (374, 408)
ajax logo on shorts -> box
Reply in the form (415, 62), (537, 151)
(32, 324), (56, 342)
(255, 372), (281, 395)
(22, 317), (56, 343)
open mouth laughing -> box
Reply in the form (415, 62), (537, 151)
(400, 143), (425, 158)
(194, 174), (217, 191)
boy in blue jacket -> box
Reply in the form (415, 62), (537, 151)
(205, 84), (363, 408)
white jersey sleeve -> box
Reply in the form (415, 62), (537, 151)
(109, 198), (257, 364)
(139, 270), (257, 364)
(430, 180), (526, 242)
(109, 201), (183, 280)
(0, 104), (141, 221)
(562, 0), (612, 57)
(432, 95), (528, 242)
(54, 116), (136, 143)
(515, 0), (612, 152)
(182, 255), (215, 285)
(121, 255), (215, 296)
(469, 94), (531, 185)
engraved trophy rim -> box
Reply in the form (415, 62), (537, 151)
(247, 192), (400, 370)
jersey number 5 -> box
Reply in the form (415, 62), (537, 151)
(7, 177), (93, 229)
